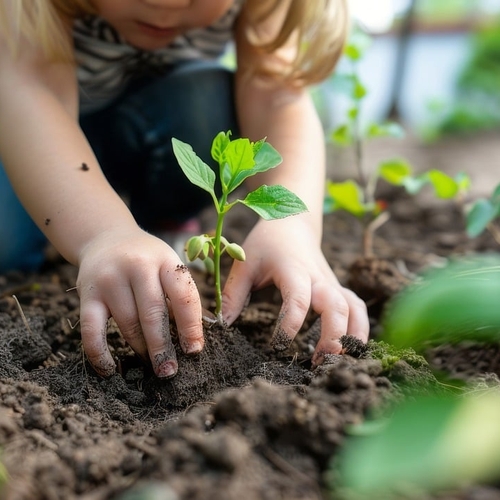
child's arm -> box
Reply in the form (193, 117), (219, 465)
(0, 39), (204, 378)
(222, 3), (369, 365)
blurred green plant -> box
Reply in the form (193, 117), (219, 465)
(438, 22), (500, 136)
(326, 34), (469, 257)
(381, 254), (500, 349)
(332, 254), (500, 498)
(172, 131), (307, 323)
(334, 391), (500, 498)
(466, 182), (500, 243)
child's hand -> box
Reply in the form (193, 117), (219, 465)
(222, 217), (369, 366)
(76, 228), (204, 378)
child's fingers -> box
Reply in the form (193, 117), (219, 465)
(269, 270), (312, 352)
(160, 263), (204, 356)
(311, 281), (369, 367)
(104, 287), (149, 362)
(341, 288), (370, 341)
(221, 261), (253, 326)
(79, 300), (116, 377)
(124, 272), (178, 378)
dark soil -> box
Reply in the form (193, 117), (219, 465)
(0, 132), (499, 500)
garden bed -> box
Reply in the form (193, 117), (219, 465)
(0, 131), (498, 500)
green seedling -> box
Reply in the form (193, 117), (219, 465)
(381, 254), (500, 350)
(172, 131), (308, 323)
(466, 182), (500, 243)
(325, 34), (470, 257)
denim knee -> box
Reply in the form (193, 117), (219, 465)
(0, 163), (47, 273)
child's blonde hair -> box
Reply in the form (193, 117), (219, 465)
(0, 0), (347, 86)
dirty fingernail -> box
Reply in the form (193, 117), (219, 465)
(186, 341), (203, 355)
(157, 360), (178, 378)
(270, 328), (293, 352)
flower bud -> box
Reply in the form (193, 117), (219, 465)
(225, 242), (246, 261)
(185, 236), (205, 261)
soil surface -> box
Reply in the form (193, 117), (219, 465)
(0, 131), (499, 500)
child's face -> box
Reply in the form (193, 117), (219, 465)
(91, 0), (234, 50)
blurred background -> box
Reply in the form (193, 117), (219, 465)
(318, 0), (500, 138)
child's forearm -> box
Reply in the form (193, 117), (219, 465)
(0, 61), (137, 266)
(236, 80), (326, 238)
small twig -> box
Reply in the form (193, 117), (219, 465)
(66, 318), (80, 330)
(12, 295), (34, 336)
(363, 211), (391, 257)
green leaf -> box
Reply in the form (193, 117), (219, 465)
(454, 171), (471, 193)
(353, 79), (367, 100)
(338, 393), (500, 494)
(348, 107), (359, 120)
(378, 159), (413, 185)
(325, 180), (368, 217)
(466, 199), (496, 237)
(402, 174), (428, 195)
(426, 169), (459, 199)
(211, 131), (231, 165)
(221, 138), (254, 192)
(172, 138), (215, 195)
(344, 43), (362, 61)
(381, 255), (500, 349)
(240, 185), (308, 220)
(491, 182), (500, 206)
(331, 124), (352, 146)
(367, 122), (405, 140)
(226, 142), (283, 193)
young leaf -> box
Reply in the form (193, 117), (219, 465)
(353, 79), (367, 100)
(344, 43), (362, 61)
(226, 142), (283, 193)
(466, 199), (497, 237)
(378, 159), (412, 185)
(325, 180), (368, 217)
(211, 130), (231, 165)
(172, 138), (216, 195)
(331, 124), (352, 146)
(367, 122), (405, 140)
(426, 169), (459, 199)
(240, 185), (308, 220)
(402, 174), (428, 195)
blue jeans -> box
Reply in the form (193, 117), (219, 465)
(0, 61), (239, 273)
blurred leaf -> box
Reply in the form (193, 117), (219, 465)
(402, 174), (428, 194)
(454, 171), (471, 193)
(466, 199), (497, 237)
(331, 124), (352, 146)
(367, 122), (406, 140)
(381, 255), (500, 349)
(426, 169), (459, 199)
(344, 43), (362, 61)
(348, 107), (359, 120)
(338, 392), (500, 495)
(353, 79), (367, 100)
(325, 180), (368, 217)
(378, 159), (413, 185)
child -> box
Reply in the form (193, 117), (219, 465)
(0, 0), (369, 379)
